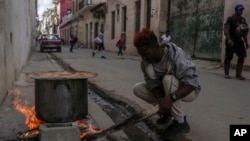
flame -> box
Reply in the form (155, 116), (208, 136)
(8, 88), (43, 130)
(77, 120), (104, 139)
(8, 89), (105, 139)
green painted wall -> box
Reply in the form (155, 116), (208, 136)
(169, 6), (224, 60)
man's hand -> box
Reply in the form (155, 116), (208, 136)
(246, 43), (249, 49)
(227, 40), (234, 47)
(156, 95), (173, 116)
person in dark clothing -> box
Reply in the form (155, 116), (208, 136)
(69, 34), (75, 53)
(74, 36), (78, 49)
(224, 3), (249, 80)
(61, 38), (65, 45)
(116, 33), (126, 58)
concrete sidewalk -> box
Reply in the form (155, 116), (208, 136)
(0, 51), (129, 140)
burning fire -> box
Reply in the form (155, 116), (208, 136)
(77, 120), (104, 139)
(8, 88), (43, 130)
(9, 88), (104, 140)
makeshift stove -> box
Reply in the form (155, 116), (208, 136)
(13, 71), (105, 141)
(16, 119), (104, 141)
(12, 71), (158, 141)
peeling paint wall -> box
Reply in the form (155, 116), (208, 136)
(0, 0), (37, 104)
(169, 0), (224, 60)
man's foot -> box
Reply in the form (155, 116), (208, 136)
(236, 75), (246, 80)
(157, 112), (172, 125)
(92, 52), (95, 57)
(224, 75), (231, 79)
(160, 116), (190, 140)
(101, 56), (106, 59)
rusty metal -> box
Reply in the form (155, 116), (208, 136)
(27, 71), (98, 80)
(17, 128), (39, 140)
(27, 71), (98, 123)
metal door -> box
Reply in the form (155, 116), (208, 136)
(169, 2), (224, 60)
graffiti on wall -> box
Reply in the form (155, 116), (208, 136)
(169, 6), (224, 60)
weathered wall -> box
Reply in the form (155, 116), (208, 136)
(60, 0), (72, 23)
(222, 0), (250, 68)
(169, 0), (224, 60)
(104, 0), (166, 55)
(104, 0), (138, 55)
(81, 9), (105, 49)
(0, 0), (37, 104)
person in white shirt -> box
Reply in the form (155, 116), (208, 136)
(160, 30), (171, 44)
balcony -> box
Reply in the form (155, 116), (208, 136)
(62, 13), (72, 23)
(79, 0), (92, 10)
(52, 0), (59, 4)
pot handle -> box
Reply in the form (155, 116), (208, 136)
(54, 81), (70, 90)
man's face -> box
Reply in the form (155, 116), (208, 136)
(235, 9), (243, 16)
(137, 47), (160, 63)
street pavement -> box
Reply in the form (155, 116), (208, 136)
(0, 45), (250, 141)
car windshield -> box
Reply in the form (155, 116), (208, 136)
(47, 35), (59, 40)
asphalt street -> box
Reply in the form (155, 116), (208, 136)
(54, 46), (250, 141)
(0, 45), (250, 141)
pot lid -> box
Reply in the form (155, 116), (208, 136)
(27, 71), (98, 80)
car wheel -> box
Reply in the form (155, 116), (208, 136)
(57, 48), (61, 52)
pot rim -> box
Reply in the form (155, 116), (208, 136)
(26, 71), (98, 80)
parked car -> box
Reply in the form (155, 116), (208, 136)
(39, 34), (61, 52)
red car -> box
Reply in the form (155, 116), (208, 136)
(40, 34), (61, 52)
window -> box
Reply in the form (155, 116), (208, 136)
(135, 1), (141, 33)
(121, 6), (127, 32)
(111, 11), (115, 39)
(146, 0), (151, 28)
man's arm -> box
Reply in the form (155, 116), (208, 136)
(152, 84), (194, 115)
(243, 34), (249, 49)
(224, 24), (234, 47)
(159, 35), (163, 43)
(171, 83), (194, 99)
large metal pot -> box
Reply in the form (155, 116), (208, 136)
(27, 71), (98, 123)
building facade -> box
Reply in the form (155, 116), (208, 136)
(104, 0), (169, 55)
(59, 0), (106, 47)
(54, 0), (250, 68)
(0, 0), (37, 103)
(38, 8), (59, 35)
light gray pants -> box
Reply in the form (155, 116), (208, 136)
(133, 75), (197, 121)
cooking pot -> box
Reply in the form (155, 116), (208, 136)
(27, 71), (98, 123)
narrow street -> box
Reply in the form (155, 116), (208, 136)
(0, 46), (249, 141)
(1, 1), (250, 141)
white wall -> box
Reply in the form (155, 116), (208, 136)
(0, 0), (37, 103)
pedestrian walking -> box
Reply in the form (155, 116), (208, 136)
(69, 34), (75, 53)
(116, 33), (126, 58)
(93, 33), (106, 59)
(224, 3), (249, 80)
(133, 28), (201, 140)
(74, 36), (78, 49)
